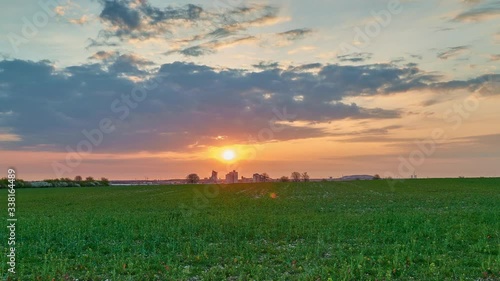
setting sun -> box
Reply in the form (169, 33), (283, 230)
(222, 149), (236, 161)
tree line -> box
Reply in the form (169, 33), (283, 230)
(282, 172), (310, 182)
(0, 176), (110, 189)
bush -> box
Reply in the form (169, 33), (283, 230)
(100, 177), (110, 186)
(0, 177), (110, 189)
(31, 181), (53, 188)
(0, 177), (109, 189)
(279, 176), (290, 182)
(54, 182), (69, 187)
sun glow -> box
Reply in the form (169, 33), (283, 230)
(209, 146), (247, 163)
(222, 149), (236, 161)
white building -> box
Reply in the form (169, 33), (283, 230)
(225, 170), (238, 184)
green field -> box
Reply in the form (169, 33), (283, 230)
(1, 178), (499, 280)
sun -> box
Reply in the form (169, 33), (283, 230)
(222, 149), (236, 161)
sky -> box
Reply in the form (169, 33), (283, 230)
(0, 0), (499, 180)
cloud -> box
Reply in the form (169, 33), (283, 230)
(99, 0), (142, 30)
(56, 0), (91, 15)
(54, 6), (66, 16)
(91, 1), (311, 56)
(86, 39), (120, 48)
(88, 51), (116, 60)
(140, 3), (203, 23)
(0, 133), (20, 142)
(1, 58), (497, 154)
(288, 46), (316, 55)
(289, 63), (323, 71)
(433, 73), (500, 95)
(253, 61), (280, 70)
(455, 133), (500, 148)
(170, 27), (313, 56)
(453, 1), (500, 22)
(331, 125), (407, 143)
(68, 15), (91, 25)
(266, 28), (313, 47)
(276, 28), (313, 41)
(437, 45), (470, 60)
(174, 36), (257, 57)
(95, 0), (209, 44)
(491, 54), (500, 61)
(108, 54), (155, 74)
(87, 52), (154, 74)
(95, 2), (273, 43)
(409, 54), (423, 60)
(55, 1), (94, 25)
(0, 126), (20, 142)
(337, 52), (373, 63)
(461, 0), (484, 5)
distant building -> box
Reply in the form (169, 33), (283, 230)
(253, 173), (267, 183)
(240, 176), (253, 183)
(210, 170), (218, 182)
(225, 170), (238, 184)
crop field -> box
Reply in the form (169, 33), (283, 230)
(1, 178), (499, 280)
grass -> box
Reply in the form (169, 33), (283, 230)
(1, 178), (499, 280)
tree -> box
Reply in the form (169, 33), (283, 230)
(186, 173), (200, 184)
(262, 173), (270, 182)
(279, 176), (289, 182)
(302, 172), (310, 182)
(74, 175), (82, 182)
(0, 178), (8, 189)
(100, 177), (110, 186)
(291, 172), (301, 182)
(373, 174), (381, 180)
(85, 176), (94, 182)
